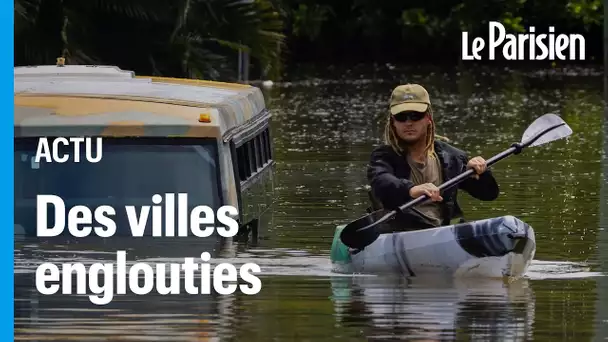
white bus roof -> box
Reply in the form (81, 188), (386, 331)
(14, 64), (269, 139)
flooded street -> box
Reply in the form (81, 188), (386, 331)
(14, 65), (607, 341)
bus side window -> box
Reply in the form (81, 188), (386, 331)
(235, 126), (273, 183)
(254, 135), (262, 169)
(236, 145), (247, 181)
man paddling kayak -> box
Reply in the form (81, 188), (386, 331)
(367, 84), (499, 230)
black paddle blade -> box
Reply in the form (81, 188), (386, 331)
(340, 209), (389, 249)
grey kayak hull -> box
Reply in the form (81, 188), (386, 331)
(330, 215), (536, 278)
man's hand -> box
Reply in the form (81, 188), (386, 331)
(467, 156), (487, 179)
(409, 183), (443, 202)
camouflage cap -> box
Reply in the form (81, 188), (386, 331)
(389, 84), (430, 115)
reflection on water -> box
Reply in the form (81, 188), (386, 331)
(15, 65), (607, 341)
(330, 276), (535, 340)
(15, 272), (234, 341)
(14, 238), (605, 341)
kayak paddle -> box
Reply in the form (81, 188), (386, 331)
(339, 113), (573, 250)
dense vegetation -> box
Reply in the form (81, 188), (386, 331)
(14, 0), (603, 80)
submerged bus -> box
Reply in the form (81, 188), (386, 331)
(14, 63), (275, 243)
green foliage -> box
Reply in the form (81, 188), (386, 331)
(14, 0), (603, 80)
(14, 0), (285, 80)
(567, 0), (602, 27)
(276, 0), (603, 64)
(291, 3), (332, 40)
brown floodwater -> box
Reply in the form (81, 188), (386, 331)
(14, 65), (607, 341)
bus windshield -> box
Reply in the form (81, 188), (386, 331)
(15, 137), (223, 236)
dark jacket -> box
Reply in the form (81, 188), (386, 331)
(367, 140), (499, 226)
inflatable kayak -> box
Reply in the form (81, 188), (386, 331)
(330, 215), (536, 278)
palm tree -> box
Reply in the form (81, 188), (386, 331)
(14, 0), (285, 81)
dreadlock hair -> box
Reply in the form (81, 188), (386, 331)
(384, 106), (442, 158)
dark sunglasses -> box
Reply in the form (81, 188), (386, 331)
(393, 111), (426, 122)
